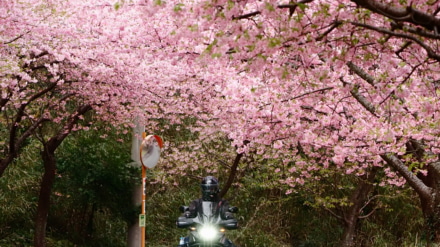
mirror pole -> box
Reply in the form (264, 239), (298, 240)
(141, 132), (147, 247)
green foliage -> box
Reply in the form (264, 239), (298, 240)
(356, 187), (425, 247)
(114, 1), (122, 10)
(173, 3), (185, 12)
(228, 174), (342, 247)
(264, 2), (275, 12)
(48, 129), (136, 246)
(0, 139), (42, 246)
(143, 178), (199, 244)
(0, 126), (431, 247)
(154, 0), (164, 6)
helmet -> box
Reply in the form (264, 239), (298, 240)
(201, 176), (220, 201)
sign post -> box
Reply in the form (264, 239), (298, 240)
(139, 133), (163, 247)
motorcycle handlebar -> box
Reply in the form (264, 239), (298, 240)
(176, 216), (238, 230)
(176, 216), (194, 228)
(179, 205), (238, 213)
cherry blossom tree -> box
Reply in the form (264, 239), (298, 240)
(4, 0), (440, 245)
(1, 1), (199, 246)
(140, 0), (440, 244)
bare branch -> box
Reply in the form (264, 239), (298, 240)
(278, 0), (314, 17)
(339, 77), (378, 117)
(391, 22), (440, 40)
(9, 82), (58, 155)
(380, 153), (432, 201)
(346, 61), (375, 86)
(233, 0), (314, 19)
(232, 11), (261, 20)
(283, 86), (334, 102)
(358, 207), (378, 219)
(316, 20), (343, 41)
(3, 31), (31, 44)
(351, 0), (440, 31)
(350, 21), (440, 62)
(323, 206), (343, 220)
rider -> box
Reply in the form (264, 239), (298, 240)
(180, 176), (237, 247)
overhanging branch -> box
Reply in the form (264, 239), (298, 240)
(346, 61), (375, 86)
(339, 77), (378, 117)
(351, 0), (440, 32)
(380, 153), (432, 201)
(233, 0), (314, 20)
(350, 21), (440, 62)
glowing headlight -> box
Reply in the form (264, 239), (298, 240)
(199, 225), (218, 241)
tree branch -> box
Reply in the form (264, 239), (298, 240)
(233, 11), (261, 20)
(219, 152), (243, 198)
(316, 20), (343, 41)
(233, 0), (314, 19)
(9, 82), (58, 157)
(339, 77), (378, 117)
(3, 31), (30, 44)
(54, 104), (92, 144)
(219, 141), (249, 198)
(380, 153), (432, 201)
(282, 86), (334, 102)
(346, 61), (375, 86)
(350, 21), (440, 62)
(351, 0), (440, 31)
(323, 206), (343, 220)
(391, 22), (440, 40)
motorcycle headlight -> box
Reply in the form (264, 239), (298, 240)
(199, 225), (218, 241)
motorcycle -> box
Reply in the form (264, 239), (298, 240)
(176, 201), (239, 247)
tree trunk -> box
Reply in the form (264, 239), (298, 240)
(34, 146), (57, 247)
(340, 223), (357, 247)
(0, 157), (14, 177)
(32, 104), (92, 247)
(421, 162), (440, 245)
(340, 167), (378, 247)
(219, 152), (244, 198)
(381, 154), (440, 245)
